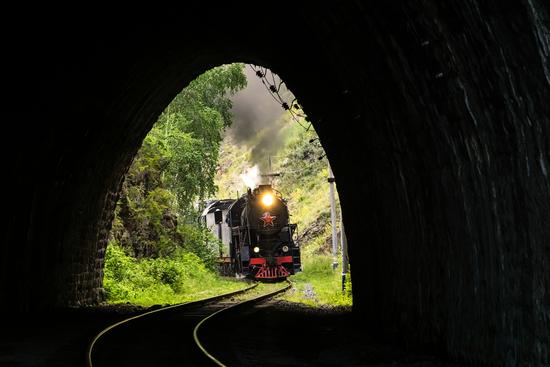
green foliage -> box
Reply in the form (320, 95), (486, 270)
(104, 241), (246, 306)
(110, 63), (247, 259)
(177, 224), (220, 271)
(168, 63), (247, 129)
(104, 64), (248, 306)
(156, 63), (247, 211)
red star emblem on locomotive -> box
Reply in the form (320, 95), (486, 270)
(260, 212), (277, 227)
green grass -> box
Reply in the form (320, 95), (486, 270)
(282, 255), (352, 307)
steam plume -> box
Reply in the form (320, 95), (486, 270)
(241, 165), (260, 189)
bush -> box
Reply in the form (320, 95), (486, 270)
(177, 224), (219, 271)
(103, 241), (244, 306)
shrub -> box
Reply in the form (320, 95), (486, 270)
(103, 241), (244, 306)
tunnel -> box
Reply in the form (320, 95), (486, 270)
(2, 2), (549, 365)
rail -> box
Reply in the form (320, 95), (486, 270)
(86, 282), (258, 367)
(193, 280), (292, 366)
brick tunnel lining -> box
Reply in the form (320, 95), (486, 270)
(3, 2), (550, 365)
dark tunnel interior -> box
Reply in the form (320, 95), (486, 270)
(2, 2), (549, 365)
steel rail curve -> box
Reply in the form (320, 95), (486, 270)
(86, 282), (258, 367)
(193, 280), (292, 366)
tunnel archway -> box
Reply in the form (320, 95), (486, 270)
(3, 3), (549, 364)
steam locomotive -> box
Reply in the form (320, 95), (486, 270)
(201, 184), (301, 280)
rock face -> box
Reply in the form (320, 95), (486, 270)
(2, 2), (549, 365)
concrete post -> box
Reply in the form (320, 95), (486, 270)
(341, 217), (349, 293)
(328, 163), (338, 270)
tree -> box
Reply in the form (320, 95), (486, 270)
(111, 63), (246, 258)
(156, 63), (247, 216)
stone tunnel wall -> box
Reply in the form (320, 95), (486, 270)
(301, 2), (550, 365)
(2, 2), (549, 365)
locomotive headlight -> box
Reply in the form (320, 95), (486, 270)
(282, 245), (289, 252)
(261, 193), (274, 207)
(253, 246), (260, 253)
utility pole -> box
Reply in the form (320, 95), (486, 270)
(268, 156), (273, 185)
(328, 163), (338, 270)
(340, 215), (349, 293)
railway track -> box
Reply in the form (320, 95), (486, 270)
(86, 281), (291, 367)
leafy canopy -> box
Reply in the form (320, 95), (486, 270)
(110, 63), (246, 259)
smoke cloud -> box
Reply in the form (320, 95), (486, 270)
(228, 66), (294, 171)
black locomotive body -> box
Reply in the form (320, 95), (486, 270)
(226, 184), (301, 280)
